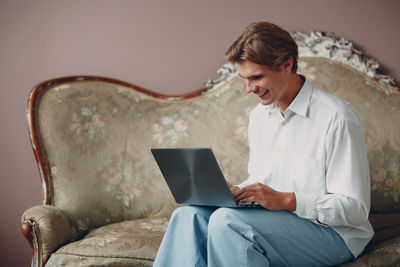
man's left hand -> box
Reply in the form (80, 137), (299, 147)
(234, 183), (296, 211)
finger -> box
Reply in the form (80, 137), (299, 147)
(241, 182), (267, 191)
(235, 191), (254, 201)
(232, 188), (240, 198)
(235, 185), (266, 201)
(231, 186), (240, 197)
(238, 195), (257, 203)
(234, 190), (247, 200)
(237, 187), (258, 197)
(237, 185), (258, 195)
(241, 184), (257, 191)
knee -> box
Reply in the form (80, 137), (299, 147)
(171, 206), (197, 220)
(170, 205), (212, 223)
(208, 208), (236, 234)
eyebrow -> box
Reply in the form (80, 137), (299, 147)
(238, 73), (264, 79)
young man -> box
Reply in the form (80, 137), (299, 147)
(153, 22), (373, 267)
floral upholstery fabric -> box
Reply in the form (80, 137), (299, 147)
(45, 218), (168, 266)
(37, 76), (256, 234)
(342, 236), (400, 267)
(32, 58), (399, 266)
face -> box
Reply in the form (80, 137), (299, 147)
(238, 60), (293, 107)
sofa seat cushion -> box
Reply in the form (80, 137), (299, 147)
(342, 236), (400, 267)
(45, 217), (169, 266)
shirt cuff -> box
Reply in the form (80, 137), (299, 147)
(293, 193), (318, 220)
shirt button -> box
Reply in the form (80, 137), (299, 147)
(282, 122), (285, 126)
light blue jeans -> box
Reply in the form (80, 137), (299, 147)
(153, 206), (353, 267)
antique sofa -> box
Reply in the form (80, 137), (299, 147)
(22, 31), (400, 266)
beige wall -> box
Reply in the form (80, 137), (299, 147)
(1, 0), (399, 265)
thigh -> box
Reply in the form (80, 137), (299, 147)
(213, 208), (353, 267)
(172, 205), (217, 220)
(168, 205), (217, 236)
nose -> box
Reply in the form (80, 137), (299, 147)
(245, 80), (256, 94)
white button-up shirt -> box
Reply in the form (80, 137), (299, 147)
(238, 79), (374, 257)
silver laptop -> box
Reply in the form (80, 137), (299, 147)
(151, 148), (260, 208)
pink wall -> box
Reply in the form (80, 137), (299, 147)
(1, 0), (399, 265)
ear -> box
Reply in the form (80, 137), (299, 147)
(281, 57), (293, 73)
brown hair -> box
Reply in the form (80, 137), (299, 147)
(225, 22), (298, 72)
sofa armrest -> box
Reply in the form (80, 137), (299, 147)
(21, 205), (74, 267)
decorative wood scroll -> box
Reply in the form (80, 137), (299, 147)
(205, 31), (399, 93)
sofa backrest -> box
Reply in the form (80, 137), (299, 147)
(28, 32), (400, 234)
(28, 75), (259, 233)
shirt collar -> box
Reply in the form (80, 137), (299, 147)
(284, 77), (313, 118)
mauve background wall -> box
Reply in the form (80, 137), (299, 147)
(0, 0), (399, 265)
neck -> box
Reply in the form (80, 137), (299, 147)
(277, 73), (304, 115)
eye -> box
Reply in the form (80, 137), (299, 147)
(238, 73), (264, 81)
(250, 75), (263, 80)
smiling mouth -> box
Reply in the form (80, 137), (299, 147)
(258, 90), (269, 97)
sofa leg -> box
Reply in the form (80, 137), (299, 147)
(21, 220), (42, 267)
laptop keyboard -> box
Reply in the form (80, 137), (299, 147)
(237, 202), (262, 207)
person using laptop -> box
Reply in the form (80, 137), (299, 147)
(153, 22), (373, 266)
